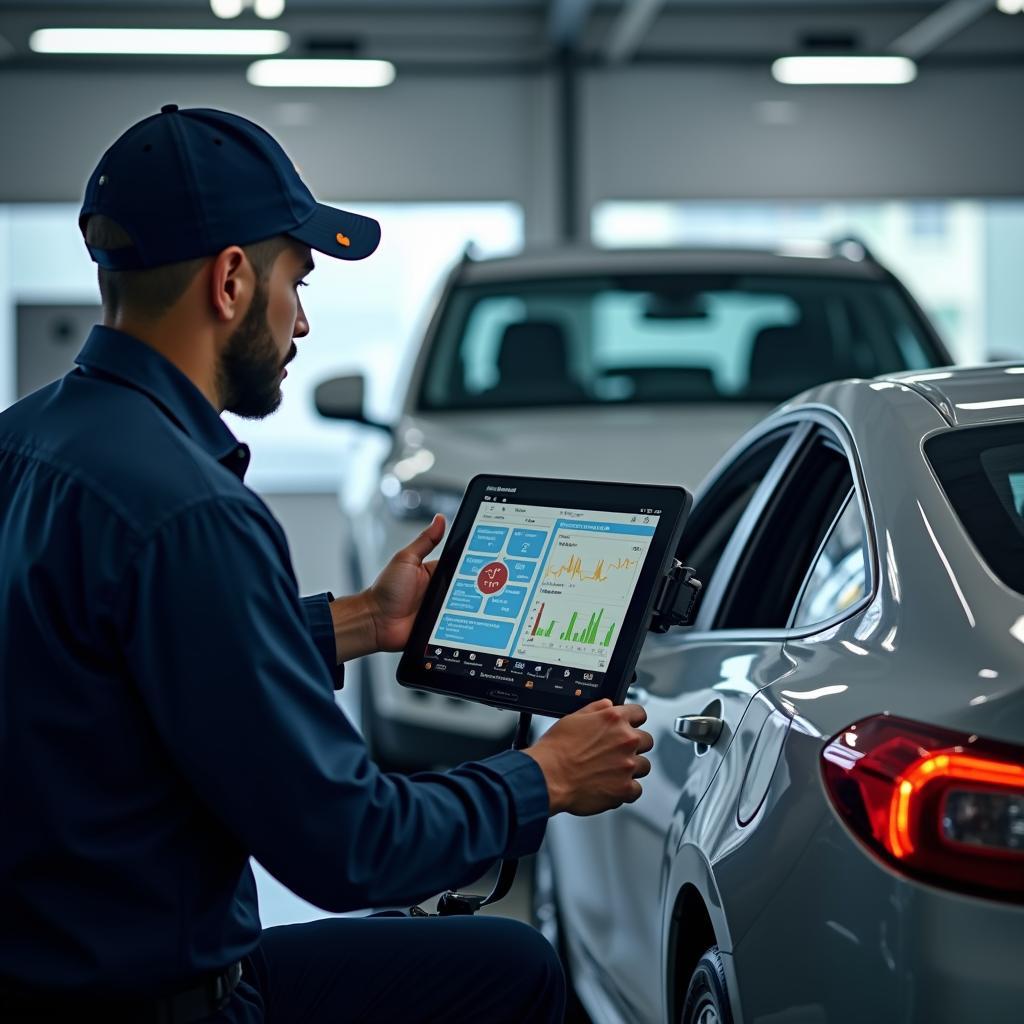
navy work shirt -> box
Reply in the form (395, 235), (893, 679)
(0, 326), (548, 994)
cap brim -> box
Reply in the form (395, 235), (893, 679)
(289, 202), (381, 261)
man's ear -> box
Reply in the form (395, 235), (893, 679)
(209, 245), (254, 323)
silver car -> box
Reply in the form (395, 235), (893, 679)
(536, 364), (1024, 1024)
(316, 244), (950, 770)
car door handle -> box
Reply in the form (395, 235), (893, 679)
(674, 715), (723, 746)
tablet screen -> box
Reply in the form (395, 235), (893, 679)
(422, 491), (666, 704)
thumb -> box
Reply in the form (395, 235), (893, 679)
(402, 514), (446, 563)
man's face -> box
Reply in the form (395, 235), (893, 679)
(218, 241), (312, 419)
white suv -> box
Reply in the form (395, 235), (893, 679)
(316, 243), (949, 770)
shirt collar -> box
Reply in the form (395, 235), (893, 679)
(74, 325), (251, 480)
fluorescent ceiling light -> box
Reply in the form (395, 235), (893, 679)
(772, 56), (917, 86)
(254, 0), (286, 18)
(29, 28), (289, 55)
(997, 0), (1024, 14)
(247, 59), (396, 88)
(210, 0), (244, 17)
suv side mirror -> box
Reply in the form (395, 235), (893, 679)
(314, 374), (392, 433)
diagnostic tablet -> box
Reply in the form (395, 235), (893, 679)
(397, 475), (692, 718)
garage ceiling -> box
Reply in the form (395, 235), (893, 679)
(0, 1), (1021, 70)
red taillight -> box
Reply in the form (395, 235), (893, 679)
(821, 715), (1024, 902)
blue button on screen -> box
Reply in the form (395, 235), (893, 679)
(508, 529), (546, 558)
(468, 526), (508, 554)
(435, 615), (515, 649)
(446, 579), (482, 613)
(459, 554), (491, 576)
(484, 585), (527, 619)
(504, 559), (537, 583)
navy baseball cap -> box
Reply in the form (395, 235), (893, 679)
(80, 104), (380, 270)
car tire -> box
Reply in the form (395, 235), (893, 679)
(530, 845), (591, 1024)
(680, 947), (733, 1024)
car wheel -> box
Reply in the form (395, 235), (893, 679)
(680, 947), (733, 1024)
(530, 845), (591, 1024)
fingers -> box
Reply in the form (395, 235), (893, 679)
(635, 729), (654, 756)
(401, 514), (445, 562)
(632, 754), (651, 780)
(579, 700), (645, 722)
(619, 703), (648, 727)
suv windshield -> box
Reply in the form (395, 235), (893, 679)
(927, 423), (1024, 595)
(419, 273), (941, 411)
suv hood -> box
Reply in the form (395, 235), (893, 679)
(400, 404), (772, 493)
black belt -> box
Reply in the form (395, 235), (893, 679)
(0, 960), (243, 1024)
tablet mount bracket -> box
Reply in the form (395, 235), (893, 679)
(649, 560), (702, 634)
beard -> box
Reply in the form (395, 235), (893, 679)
(217, 282), (295, 419)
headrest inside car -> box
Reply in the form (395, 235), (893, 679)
(747, 324), (836, 400)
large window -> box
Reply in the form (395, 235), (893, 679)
(0, 202), (522, 491)
(592, 199), (1024, 366)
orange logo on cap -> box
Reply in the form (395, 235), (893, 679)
(336, 232), (351, 247)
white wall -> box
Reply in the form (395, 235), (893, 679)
(581, 64), (1024, 208)
(0, 68), (552, 222)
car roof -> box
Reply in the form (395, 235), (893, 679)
(785, 363), (1024, 428)
(456, 245), (890, 284)
(882, 363), (1024, 426)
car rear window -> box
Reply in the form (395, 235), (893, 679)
(419, 273), (941, 411)
(926, 423), (1024, 595)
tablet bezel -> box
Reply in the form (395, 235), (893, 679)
(396, 474), (692, 718)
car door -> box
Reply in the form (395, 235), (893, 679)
(554, 418), (864, 1024)
(547, 424), (797, 1021)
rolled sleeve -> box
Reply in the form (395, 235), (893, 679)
(300, 593), (344, 691)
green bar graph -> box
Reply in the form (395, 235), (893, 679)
(558, 608), (615, 647)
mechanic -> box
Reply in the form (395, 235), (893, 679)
(0, 106), (654, 1023)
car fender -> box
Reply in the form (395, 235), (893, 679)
(662, 842), (744, 1024)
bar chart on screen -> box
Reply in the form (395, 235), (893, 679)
(513, 524), (649, 671)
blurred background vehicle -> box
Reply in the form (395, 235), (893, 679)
(534, 363), (1024, 1024)
(315, 241), (951, 770)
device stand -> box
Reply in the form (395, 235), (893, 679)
(428, 711), (533, 917)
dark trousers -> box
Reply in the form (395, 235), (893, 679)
(216, 916), (566, 1024)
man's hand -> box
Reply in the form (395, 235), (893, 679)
(329, 515), (445, 663)
(367, 514), (446, 652)
(523, 700), (654, 815)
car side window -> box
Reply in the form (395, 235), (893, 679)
(675, 430), (791, 593)
(791, 492), (869, 628)
(714, 430), (856, 630)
